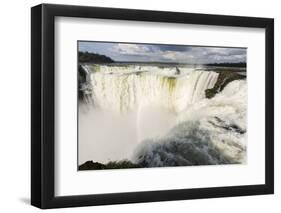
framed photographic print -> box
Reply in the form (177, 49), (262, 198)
(31, 3), (274, 209)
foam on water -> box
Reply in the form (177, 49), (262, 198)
(79, 64), (246, 166)
(82, 64), (219, 113)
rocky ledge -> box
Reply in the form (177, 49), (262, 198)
(79, 160), (141, 170)
(205, 70), (246, 99)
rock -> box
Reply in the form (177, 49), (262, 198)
(205, 71), (246, 98)
(78, 160), (141, 170)
(78, 161), (106, 170)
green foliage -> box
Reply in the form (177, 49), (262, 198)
(79, 51), (114, 63)
(205, 71), (246, 99)
(205, 62), (246, 67)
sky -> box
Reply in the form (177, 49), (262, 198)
(78, 41), (246, 64)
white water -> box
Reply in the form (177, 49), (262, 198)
(79, 64), (246, 166)
(134, 80), (247, 166)
(84, 64), (219, 113)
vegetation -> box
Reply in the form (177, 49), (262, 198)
(78, 65), (86, 83)
(78, 65), (87, 100)
(205, 71), (246, 98)
(79, 51), (114, 63)
(79, 160), (141, 170)
(205, 62), (246, 67)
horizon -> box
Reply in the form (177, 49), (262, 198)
(78, 41), (247, 64)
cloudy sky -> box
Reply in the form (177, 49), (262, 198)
(78, 41), (246, 64)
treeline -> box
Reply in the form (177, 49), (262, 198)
(205, 62), (246, 67)
(79, 51), (114, 63)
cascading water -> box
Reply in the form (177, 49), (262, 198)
(134, 80), (247, 166)
(82, 64), (219, 113)
(79, 64), (246, 166)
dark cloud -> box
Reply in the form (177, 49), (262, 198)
(155, 45), (192, 52)
(79, 41), (246, 64)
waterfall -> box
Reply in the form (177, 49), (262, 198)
(78, 64), (246, 165)
(81, 64), (219, 113)
(134, 80), (247, 166)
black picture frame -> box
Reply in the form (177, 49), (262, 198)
(31, 3), (274, 209)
